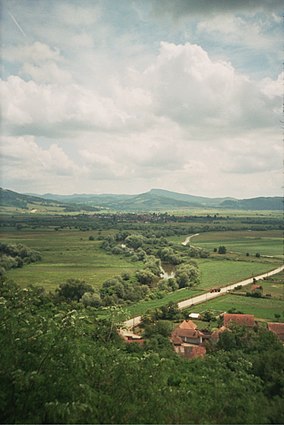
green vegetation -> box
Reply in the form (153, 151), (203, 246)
(189, 294), (284, 321)
(197, 259), (278, 290)
(0, 206), (284, 424)
(1, 279), (284, 424)
(191, 230), (283, 258)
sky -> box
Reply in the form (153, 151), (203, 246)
(0, 0), (282, 198)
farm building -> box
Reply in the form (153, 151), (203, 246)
(223, 313), (255, 328)
(267, 322), (284, 343)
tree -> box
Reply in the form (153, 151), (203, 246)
(136, 269), (156, 286)
(175, 263), (200, 288)
(56, 279), (94, 301)
(125, 234), (145, 249)
(218, 246), (227, 254)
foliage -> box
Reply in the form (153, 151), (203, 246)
(56, 279), (94, 301)
(0, 243), (41, 274)
(175, 262), (200, 288)
(0, 280), (284, 424)
(218, 245), (227, 254)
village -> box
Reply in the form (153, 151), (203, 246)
(120, 312), (284, 359)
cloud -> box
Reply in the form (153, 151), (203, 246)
(151, 0), (283, 18)
(143, 42), (280, 133)
(1, 136), (80, 186)
(4, 41), (61, 64)
(0, 76), (130, 136)
(0, 1), (281, 197)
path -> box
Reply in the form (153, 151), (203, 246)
(181, 233), (200, 246)
(123, 264), (284, 330)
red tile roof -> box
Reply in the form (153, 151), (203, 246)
(268, 322), (284, 341)
(171, 320), (203, 344)
(223, 313), (255, 328)
(179, 320), (197, 330)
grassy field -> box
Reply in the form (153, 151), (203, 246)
(0, 229), (142, 291)
(234, 271), (284, 299)
(125, 288), (203, 318)
(197, 259), (280, 290)
(180, 230), (283, 258)
(188, 293), (284, 322)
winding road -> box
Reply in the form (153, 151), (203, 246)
(123, 264), (284, 330)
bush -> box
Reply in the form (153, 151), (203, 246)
(218, 246), (227, 254)
(56, 279), (94, 301)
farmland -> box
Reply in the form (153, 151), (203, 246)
(188, 293), (284, 321)
(0, 211), (283, 316)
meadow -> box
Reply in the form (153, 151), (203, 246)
(0, 229), (142, 291)
(197, 259), (280, 290)
(173, 230), (283, 258)
(188, 294), (284, 322)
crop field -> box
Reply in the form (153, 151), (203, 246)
(0, 229), (142, 291)
(188, 293), (284, 322)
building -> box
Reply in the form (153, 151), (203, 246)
(171, 320), (206, 359)
(223, 313), (255, 328)
(267, 322), (284, 343)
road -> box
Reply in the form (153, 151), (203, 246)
(123, 264), (284, 330)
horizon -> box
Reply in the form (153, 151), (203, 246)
(2, 186), (282, 200)
(1, 0), (282, 198)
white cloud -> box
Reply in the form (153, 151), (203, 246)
(0, 1), (282, 197)
(1, 136), (80, 184)
(143, 42), (278, 133)
(4, 41), (61, 64)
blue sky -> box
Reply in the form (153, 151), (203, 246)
(0, 0), (282, 197)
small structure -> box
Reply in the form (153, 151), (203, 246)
(171, 320), (205, 359)
(267, 322), (284, 343)
(188, 313), (200, 319)
(119, 330), (144, 344)
(251, 284), (263, 291)
(223, 313), (255, 328)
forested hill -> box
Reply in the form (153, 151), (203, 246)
(1, 187), (282, 211)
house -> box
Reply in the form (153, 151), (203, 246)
(171, 320), (206, 359)
(223, 313), (255, 328)
(171, 320), (204, 344)
(267, 322), (284, 343)
(119, 330), (144, 344)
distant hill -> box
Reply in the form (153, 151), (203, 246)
(1, 187), (282, 212)
(0, 188), (99, 212)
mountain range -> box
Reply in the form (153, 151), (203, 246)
(0, 188), (282, 212)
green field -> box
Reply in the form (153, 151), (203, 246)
(188, 293), (284, 322)
(197, 259), (279, 290)
(189, 230), (283, 258)
(125, 288), (203, 318)
(0, 229), (142, 291)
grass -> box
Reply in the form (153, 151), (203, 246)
(197, 259), (279, 290)
(124, 288), (203, 318)
(188, 293), (284, 322)
(187, 230), (283, 258)
(1, 229), (142, 291)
